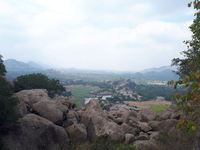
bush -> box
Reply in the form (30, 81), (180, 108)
(14, 73), (66, 97)
(155, 129), (197, 150)
(70, 136), (136, 150)
(0, 55), (18, 149)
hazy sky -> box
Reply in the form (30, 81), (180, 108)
(0, 0), (193, 71)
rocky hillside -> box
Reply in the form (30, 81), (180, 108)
(2, 89), (181, 150)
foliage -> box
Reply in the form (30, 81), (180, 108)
(170, 0), (200, 142)
(0, 55), (6, 76)
(135, 84), (176, 101)
(0, 56), (18, 126)
(0, 77), (13, 97)
(70, 136), (136, 150)
(176, 119), (197, 134)
(0, 95), (18, 126)
(14, 73), (66, 98)
(155, 129), (197, 150)
(0, 55), (18, 150)
(172, 0), (200, 77)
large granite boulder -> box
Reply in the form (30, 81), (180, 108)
(14, 89), (49, 116)
(3, 114), (69, 150)
(15, 89), (49, 105)
(66, 123), (87, 144)
(32, 100), (68, 125)
(79, 100), (125, 142)
(53, 96), (76, 109)
(124, 133), (135, 144)
(138, 109), (156, 122)
(138, 122), (152, 132)
(121, 123), (139, 135)
(65, 110), (79, 126)
(158, 119), (178, 131)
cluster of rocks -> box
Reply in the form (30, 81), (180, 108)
(2, 89), (180, 150)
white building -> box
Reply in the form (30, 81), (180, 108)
(102, 95), (113, 100)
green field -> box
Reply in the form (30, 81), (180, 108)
(149, 104), (170, 113)
(67, 85), (99, 106)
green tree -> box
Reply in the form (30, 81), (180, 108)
(14, 73), (66, 97)
(0, 55), (6, 76)
(171, 0), (200, 133)
(172, 0), (200, 77)
(0, 55), (18, 137)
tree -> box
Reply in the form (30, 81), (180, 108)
(171, 0), (200, 134)
(14, 73), (66, 98)
(172, 0), (200, 77)
(0, 55), (18, 127)
(0, 55), (6, 76)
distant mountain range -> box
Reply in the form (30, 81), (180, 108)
(4, 59), (44, 72)
(4, 59), (45, 79)
(4, 59), (178, 81)
(131, 66), (178, 81)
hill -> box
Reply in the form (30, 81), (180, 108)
(4, 59), (178, 81)
(4, 59), (44, 79)
(129, 66), (178, 81)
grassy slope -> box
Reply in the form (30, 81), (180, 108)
(149, 104), (170, 113)
(68, 85), (99, 106)
(127, 100), (171, 113)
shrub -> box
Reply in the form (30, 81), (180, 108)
(70, 136), (136, 150)
(0, 55), (18, 149)
(14, 73), (66, 97)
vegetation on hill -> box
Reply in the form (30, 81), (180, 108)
(135, 84), (176, 100)
(14, 73), (66, 98)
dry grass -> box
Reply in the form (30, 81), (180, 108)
(126, 100), (171, 113)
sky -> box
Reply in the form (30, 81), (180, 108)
(0, 0), (193, 71)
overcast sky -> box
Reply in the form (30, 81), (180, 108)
(0, 0), (193, 71)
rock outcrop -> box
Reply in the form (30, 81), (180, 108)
(4, 89), (180, 150)
(79, 100), (125, 142)
(3, 114), (69, 150)
(32, 100), (68, 125)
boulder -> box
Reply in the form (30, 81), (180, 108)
(136, 132), (150, 140)
(125, 134), (135, 144)
(66, 123), (87, 144)
(14, 89), (49, 115)
(108, 104), (137, 124)
(149, 121), (160, 131)
(65, 110), (79, 126)
(15, 89), (49, 106)
(127, 116), (139, 127)
(159, 108), (175, 120)
(85, 100), (102, 111)
(138, 109), (156, 122)
(121, 123), (138, 135)
(32, 100), (68, 125)
(17, 100), (28, 117)
(138, 122), (152, 132)
(53, 96), (76, 109)
(149, 131), (160, 141)
(134, 140), (158, 150)
(80, 100), (125, 142)
(3, 114), (69, 150)
(158, 119), (178, 131)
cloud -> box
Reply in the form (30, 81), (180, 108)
(0, 0), (193, 71)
